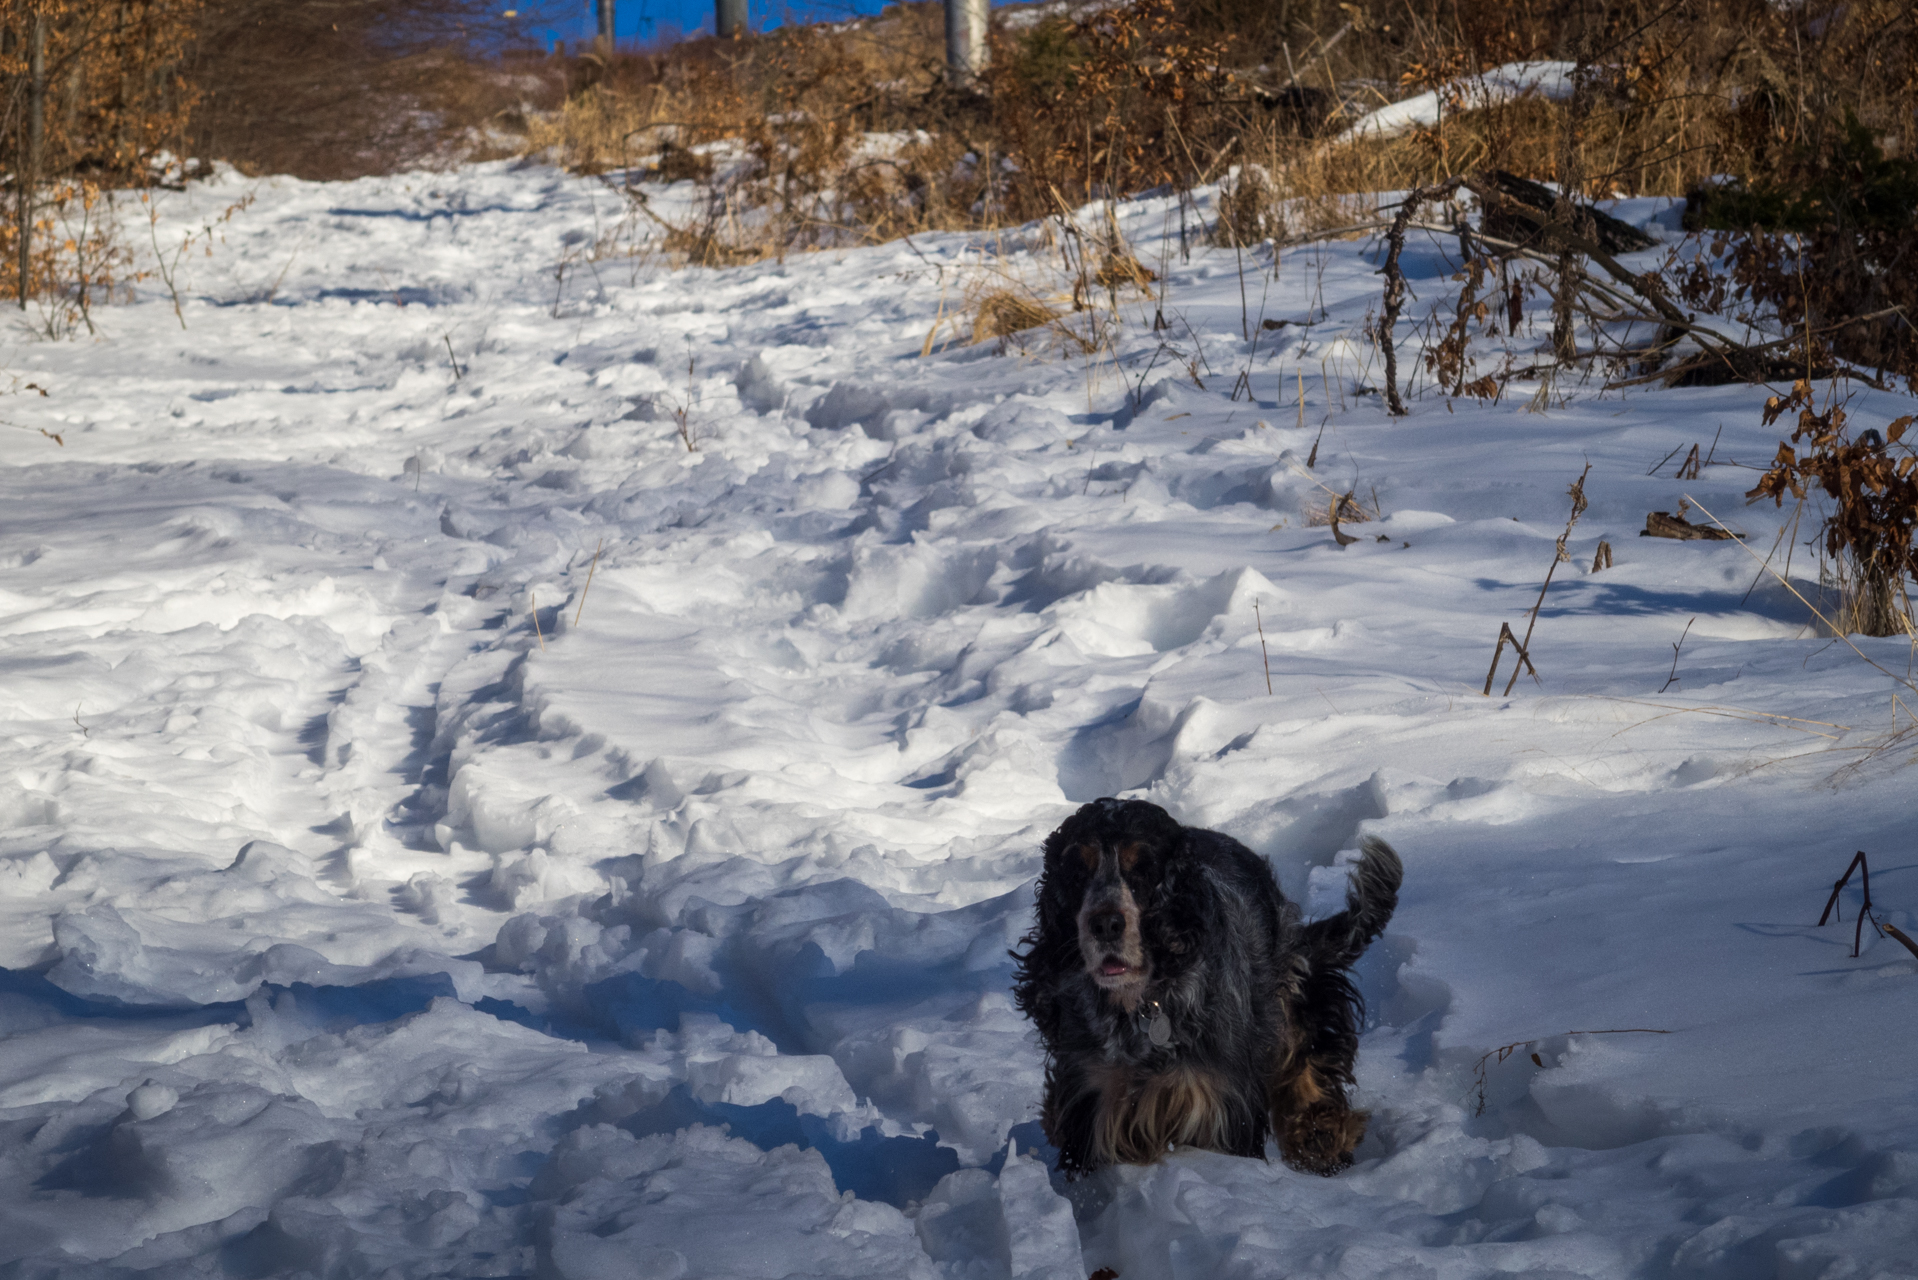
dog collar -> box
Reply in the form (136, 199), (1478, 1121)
(1140, 999), (1172, 1047)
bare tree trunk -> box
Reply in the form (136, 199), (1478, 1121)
(595, 0), (614, 51)
(16, 12), (45, 309)
(945, 0), (988, 87)
(715, 0), (747, 38)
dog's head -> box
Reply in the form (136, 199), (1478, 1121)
(1039, 798), (1185, 1000)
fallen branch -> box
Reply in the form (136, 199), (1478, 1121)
(1643, 510), (1736, 540)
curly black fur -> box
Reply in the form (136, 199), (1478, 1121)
(1011, 797), (1401, 1177)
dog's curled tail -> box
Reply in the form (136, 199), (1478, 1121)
(1302, 836), (1402, 966)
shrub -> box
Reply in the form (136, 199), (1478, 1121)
(2, 0), (202, 324)
(1687, 116), (1918, 386)
(1746, 382), (1918, 637)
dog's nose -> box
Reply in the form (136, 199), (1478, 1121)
(1088, 909), (1126, 945)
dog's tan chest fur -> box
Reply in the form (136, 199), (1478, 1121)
(1088, 1063), (1235, 1165)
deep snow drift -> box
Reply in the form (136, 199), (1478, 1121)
(2, 158), (1917, 1279)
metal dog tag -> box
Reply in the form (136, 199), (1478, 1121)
(1148, 1011), (1172, 1047)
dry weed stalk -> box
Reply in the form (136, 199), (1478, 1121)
(667, 350), (701, 451)
(573, 539), (605, 628)
(1589, 695), (1852, 743)
(1254, 600), (1272, 695)
(140, 188), (253, 329)
(1483, 464), (1590, 696)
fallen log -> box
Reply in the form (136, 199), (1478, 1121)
(1475, 170), (1657, 255)
(1642, 511), (1737, 540)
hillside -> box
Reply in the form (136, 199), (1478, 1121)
(1, 157), (1916, 1278)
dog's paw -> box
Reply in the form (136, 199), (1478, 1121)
(1279, 1103), (1368, 1176)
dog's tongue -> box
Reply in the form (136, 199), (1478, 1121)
(1099, 958), (1129, 976)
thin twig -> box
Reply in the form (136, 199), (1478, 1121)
(1646, 442), (1686, 476)
(1820, 850), (1864, 925)
(1659, 617), (1695, 693)
(1817, 850), (1884, 957)
(532, 592), (547, 651)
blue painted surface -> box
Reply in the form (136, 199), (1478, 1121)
(521, 0), (1011, 48)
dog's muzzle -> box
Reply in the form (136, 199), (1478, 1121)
(1077, 864), (1147, 989)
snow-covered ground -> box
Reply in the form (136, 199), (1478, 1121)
(3, 159), (1917, 1279)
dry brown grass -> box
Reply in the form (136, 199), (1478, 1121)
(11, 0), (1912, 358)
(1303, 492), (1375, 528)
(515, 0), (1910, 269)
(970, 289), (1060, 344)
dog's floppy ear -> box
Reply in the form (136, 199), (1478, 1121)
(1013, 814), (1099, 1034)
(1141, 825), (1205, 954)
(1022, 808), (1097, 955)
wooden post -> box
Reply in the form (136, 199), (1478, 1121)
(715, 0), (748, 38)
(945, 0), (988, 86)
(17, 10), (45, 309)
(595, 0), (615, 51)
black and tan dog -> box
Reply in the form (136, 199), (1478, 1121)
(1012, 797), (1401, 1177)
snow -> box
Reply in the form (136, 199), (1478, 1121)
(2, 157), (1917, 1279)
(1342, 62), (1578, 141)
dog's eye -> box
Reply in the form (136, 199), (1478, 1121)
(1075, 843), (1099, 871)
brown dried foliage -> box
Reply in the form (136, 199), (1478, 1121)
(1747, 381), (1918, 637)
(505, 0), (1914, 331)
(984, 0), (1239, 219)
(2, 0), (202, 316)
